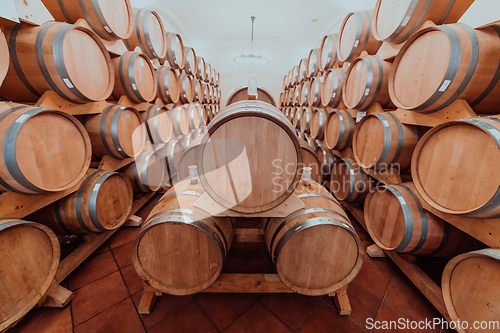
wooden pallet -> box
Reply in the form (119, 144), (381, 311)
(137, 227), (352, 316)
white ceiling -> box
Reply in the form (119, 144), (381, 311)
(131, 0), (500, 107)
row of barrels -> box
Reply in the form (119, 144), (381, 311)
(38, 0), (221, 85)
(284, 0), (475, 88)
(0, 19), (221, 105)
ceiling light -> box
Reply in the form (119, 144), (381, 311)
(233, 16), (270, 65)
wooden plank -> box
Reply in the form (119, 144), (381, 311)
(117, 95), (152, 110)
(138, 283), (158, 315)
(233, 228), (264, 243)
(361, 167), (402, 186)
(366, 244), (387, 258)
(376, 42), (404, 61)
(98, 155), (134, 172)
(0, 179), (84, 218)
(413, 190), (500, 248)
(39, 285), (73, 308)
(330, 285), (351, 316)
(14, 0), (53, 25)
(202, 274), (295, 293)
(123, 215), (143, 227)
(385, 251), (451, 322)
(331, 147), (354, 159)
(390, 100), (477, 127)
(36, 91), (110, 115)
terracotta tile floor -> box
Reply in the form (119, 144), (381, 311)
(10, 195), (453, 333)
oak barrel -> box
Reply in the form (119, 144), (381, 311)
(184, 47), (197, 76)
(324, 109), (355, 151)
(177, 136), (203, 181)
(123, 150), (165, 192)
(300, 107), (312, 134)
(0, 103), (91, 194)
(306, 49), (321, 78)
(170, 105), (189, 136)
(315, 141), (338, 176)
(299, 82), (310, 107)
(196, 56), (206, 81)
(338, 9), (382, 62)
(0, 219), (59, 332)
(198, 100), (303, 213)
(83, 104), (146, 159)
(389, 23), (500, 114)
(156, 65), (179, 104)
(330, 157), (371, 202)
(298, 138), (322, 183)
(297, 58), (308, 83)
(0, 22), (113, 103)
(142, 104), (173, 145)
(187, 103), (202, 130)
(124, 8), (166, 59)
(180, 132), (195, 151)
(319, 34), (340, 71)
(41, 0), (133, 41)
(264, 179), (363, 295)
(310, 108), (329, 140)
(157, 139), (183, 177)
(292, 106), (301, 129)
(308, 77), (323, 107)
(33, 169), (133, 234)
(0, 26), (9, 86)
(412, 116), (500, 218)
(321, 68), (344, 108)
(372, 0), (475, 44)
(192, 78), (203, 102)
(343, 55), (394, 110)
(291, 66), (299, 86)
(111, 51), (157, 103)
(163, 32), (185, 69)
(353, 113), (419, 170)
(178, 72), (194, 104)
(132, 179), (234, 295)
(365, 183), (473, 256)
(442, 249), (500, 333)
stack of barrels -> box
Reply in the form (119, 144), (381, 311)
(0, 0), (220, 330)
(132, 100), (364, 297)
(281, 0), (500, 328)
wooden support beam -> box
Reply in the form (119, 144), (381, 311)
(98, 156), (134, 172)
(366, 244), (387, 258)
(138, 283), (158, 315)
(329, 285), (351, 316)
(123, 215), (143, 227)
(39, 285), (73, 308)
(361, 167), (402, 186)
(36, 91), (111, 115)
(233, 228), (264, 243)
(202, 274), (294, 293)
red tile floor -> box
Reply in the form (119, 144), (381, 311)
(10, 195), (454, 333)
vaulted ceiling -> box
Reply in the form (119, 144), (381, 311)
(131, 0), (500, 107)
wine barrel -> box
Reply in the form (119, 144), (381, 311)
(372, 0), (475, 44)
(343, 55), (394, 110)
(158, 139), (183, 176)
(180, 132), (195, 151)
(206, 105), (213, 123)
(353, 113), (419, 170)
(33, 169), (133, 234)
(306, 49), (321, 78)
(0, 103), (91, 194)
(0, 219), (59, 332)
(177, 136), (203, 181)
(132, 178), (234, 295)
(288, 107), (295, 123)
(298, 138), (322, 183)
(187, 103), (202, 130)
(442, 249), (500, 333)
(41, 0), (133, 41)
(198, 101), (303, 213)
(365, 183), (471, 256)
(389, 23), (500, 114)
(142, 104), (173, 145)
(330, 157), (371, 202)
(300, 107), (312, 133)
(0, 30), (7, 87)
(293, 106), (301, 129)
(308, 77), (323, 107)
(412, 116), (500, 218)
(338, 9), (382, 62)
(291, 65), (299, 86)
(178, 72), (194, 104)
(299, 82), (310, 107)
(321, 68), (344, 108)
(310, 108), (329, 140)
(123, 149), (165, 192)
(192, 78), (203, 102)
(324, 109), (355, 151)
(156, 65), (179, 104)
(205, 63), (211, 84)
(170, 105), (189, 136)
(320, 34), (340, 71)
(315, 141), (338, 176)
(264, 179), (363, 295)
(283, 75), (288, 91)
(304, 133), (317, 151)
(124, 9), (166, 59)
(111, 51), (156, 103)
(196, 56), (206, 81)
(163, 32), (185, 70)
(298, 58), (308, 83)
(83, 104), (146, 159)
(201, 104), (209, 125)
(183, 46), (197, 76)
(0, 22), (113, 103)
